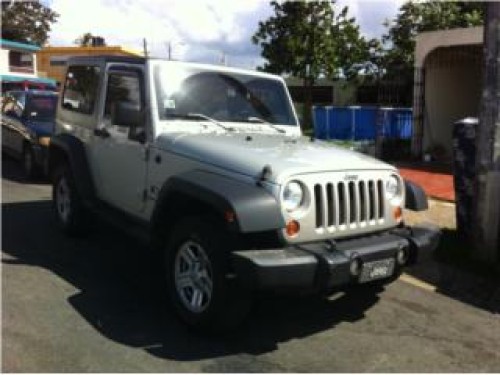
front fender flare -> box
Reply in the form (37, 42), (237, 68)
(152, 170), (285, 233)
(404, 180), (428, 211)
(49, 133), (96, 204)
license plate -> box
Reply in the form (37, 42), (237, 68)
(359, 259), (395, 283)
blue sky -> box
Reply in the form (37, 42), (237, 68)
(44, 0), (405, 69)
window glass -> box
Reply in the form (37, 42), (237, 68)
(26, 95), (58, 121)
(154, 64), (297, 126)
(104, 71), (142, 123)
(62, 65), (100, 114)
(1, 95), (24, 117)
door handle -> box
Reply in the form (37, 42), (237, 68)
(94, 128), (110, 138)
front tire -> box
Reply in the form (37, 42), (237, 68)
(165, 216), (251, 332)
(52, 163), (88, 236)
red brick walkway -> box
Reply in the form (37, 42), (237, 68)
(398, 165), (455, 202)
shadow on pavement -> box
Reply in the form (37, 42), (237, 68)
(1, 155), (49, 185)
(405, 229), (500, 314)
(2, 199), (382, 362)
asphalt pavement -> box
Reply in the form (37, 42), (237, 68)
(2, 156), (500, 372)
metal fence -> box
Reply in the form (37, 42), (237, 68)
(313, 106), (413, 141)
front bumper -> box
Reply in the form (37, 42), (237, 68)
(231, 223), (441, 291)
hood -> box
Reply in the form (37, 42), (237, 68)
(26, 119), (55, 137)
(156, 131), (396, 184)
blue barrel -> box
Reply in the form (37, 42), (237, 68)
(329, 107), (351, 139)
(355, 107), (377, 140)
(391, 108), (413, 139)
(378, 108), (393, 138)
(313, 106), (329, 139)
(313, 105), (413, 141)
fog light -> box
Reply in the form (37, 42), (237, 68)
(396, 247), (408, 265)
(350, 258), (362, 276)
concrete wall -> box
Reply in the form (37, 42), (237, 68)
(422, 46), (482, 160)
(0, 47), (38, 77)
(412, 27), (483, 158)
(0, 49), (9, 74)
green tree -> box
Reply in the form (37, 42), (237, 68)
(74, 32), (107, 47)
(252, 1), (370, 127)
(382, 1), (484, 80)
(1, 0), (59, 46)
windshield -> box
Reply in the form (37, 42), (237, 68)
(26, 95), (57, 121)
(154, 64), (297, 126)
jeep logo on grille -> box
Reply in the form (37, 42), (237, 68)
(344, 174), (359, 181)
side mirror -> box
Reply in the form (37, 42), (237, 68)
(5, 110), (20, 119)
(111, 101), (143, 128)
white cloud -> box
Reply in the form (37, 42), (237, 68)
(47, 0), (404, 68)
(48, 0), (271, 67)
(336, 0), (406, 39)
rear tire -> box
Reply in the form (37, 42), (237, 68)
(165, 216), (251, 332)
(52, 163), (88, 236)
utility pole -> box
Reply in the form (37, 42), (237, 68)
(143, 38), (149, 58)
(473, 2), (500, 262)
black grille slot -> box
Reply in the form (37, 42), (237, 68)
(377, 179), (384, 218)
(359, 181), (366, 222)
(338, 182), (346, 225)
(348, 181), (356, 223)
(326, 183), (334, 226)
(368, 181), (375, 220)
(314, 184), (323, 228)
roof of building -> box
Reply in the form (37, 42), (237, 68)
(415, 26), (483, 67)
(0, 38), (40, 52)
(38, 45), (142, 56)
(1, 74), (57, 86)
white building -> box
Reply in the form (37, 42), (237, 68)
(1, 38), (56, 90)
(412, 27), (483, 161)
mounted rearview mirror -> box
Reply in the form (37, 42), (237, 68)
(5, 110), (20, 119)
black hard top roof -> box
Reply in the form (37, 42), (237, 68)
(67, 55), (147, 65)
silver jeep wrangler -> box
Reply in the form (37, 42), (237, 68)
(50, 56), (440, 331)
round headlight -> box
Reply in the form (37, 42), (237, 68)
(283, 181), (304, 212)
(385, 175), (402, 202)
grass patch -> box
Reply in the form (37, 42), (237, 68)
(435, 229), (500, 279)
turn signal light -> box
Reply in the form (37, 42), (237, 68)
(286, 220), (300, 237)
(38, 136), (51, 147)
(224, 210), (235, 223)
(393, 206), (403, 221)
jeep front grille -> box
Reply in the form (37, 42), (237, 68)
(314, 179), (385, 230)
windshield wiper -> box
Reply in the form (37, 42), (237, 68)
(247, 116), (285, 134)
(167, 113), (234, 131)
(187, 113), (234, 131)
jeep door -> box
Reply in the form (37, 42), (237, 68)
(89, 65), (148, 215)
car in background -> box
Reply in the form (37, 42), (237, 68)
(1, 90), (58, 178)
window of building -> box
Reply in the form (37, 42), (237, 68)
(50, 56), (68, 66)
(62, 65), (100, 114)
(9, 51), (34, 73)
